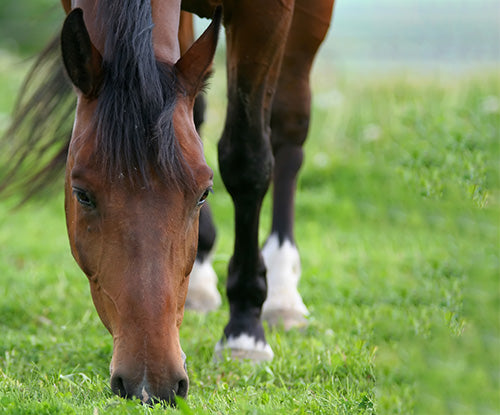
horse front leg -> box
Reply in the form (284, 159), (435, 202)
(186, 92), (221, 312)
(186, 198), (221, 312)
(179, 11), (221, 312)
(262, 0), (335, 330)
(215, 0), (294, 361)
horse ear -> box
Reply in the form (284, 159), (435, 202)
(175, 7), (222, 98)
(61, 8), (102, 98)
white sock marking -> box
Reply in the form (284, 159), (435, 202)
(261, 233), (308, 316)
(186, 255), (221, 312)
(215, 333), (274, 360)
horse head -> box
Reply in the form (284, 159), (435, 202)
(60, 5), (220, 404)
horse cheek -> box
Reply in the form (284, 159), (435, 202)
(89, 279), (114, 334)
(71, 209), (103, 279)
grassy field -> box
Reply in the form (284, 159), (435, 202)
(0, 49), (499, 414)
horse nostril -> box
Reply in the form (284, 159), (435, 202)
(176, 377), (189, 399)
(110, 374), (127, 398)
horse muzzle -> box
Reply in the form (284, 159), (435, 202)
(109, 346), (189, 405)
(110, 367), (189, 406)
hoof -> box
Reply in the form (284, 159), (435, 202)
(262, 308), (308, 331)
(185, 257), (221, 312)
(214, 334), (274, 363)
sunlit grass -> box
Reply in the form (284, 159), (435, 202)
(0, 50), (499, 414)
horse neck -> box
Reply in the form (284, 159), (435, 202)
(151, 0), (182, 64)
(72, 0), (181, 64)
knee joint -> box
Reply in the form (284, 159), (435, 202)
(218, 127), (274, 202)
(271, 108), (310, 149)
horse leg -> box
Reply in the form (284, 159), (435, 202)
(185, 95), (221, 312)
(186, 198), (221, 312)
(215, 0), (294, 361)
(262, 0), (335, 329)
(179, 11), (221, 312)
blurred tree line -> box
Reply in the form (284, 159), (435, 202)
(0, 0), (64, 55)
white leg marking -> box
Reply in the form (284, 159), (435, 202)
(261, 234), (309, 329)
(185, 255), (221, 312)
(215, 333), (274, 362)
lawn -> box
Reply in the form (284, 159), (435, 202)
(0, 49), (499, 414)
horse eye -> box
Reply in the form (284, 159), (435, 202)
(197, 187), (212, 207)
(73, 187), (96, 209)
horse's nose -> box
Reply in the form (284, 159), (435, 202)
(110, 372), (189, 406)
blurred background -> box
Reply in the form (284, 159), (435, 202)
(324, 0), (499, 72)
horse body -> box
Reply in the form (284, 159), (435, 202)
(2, 0), (334, 405)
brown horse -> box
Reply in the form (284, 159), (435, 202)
(1, 0), (334, 405)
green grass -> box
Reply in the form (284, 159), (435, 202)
(0, 50), (499, 414)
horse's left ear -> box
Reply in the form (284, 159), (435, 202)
(175, 7), (222, 98)
(61, 8), (103, 98)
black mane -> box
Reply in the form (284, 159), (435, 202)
(95, 0), (187, 187)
